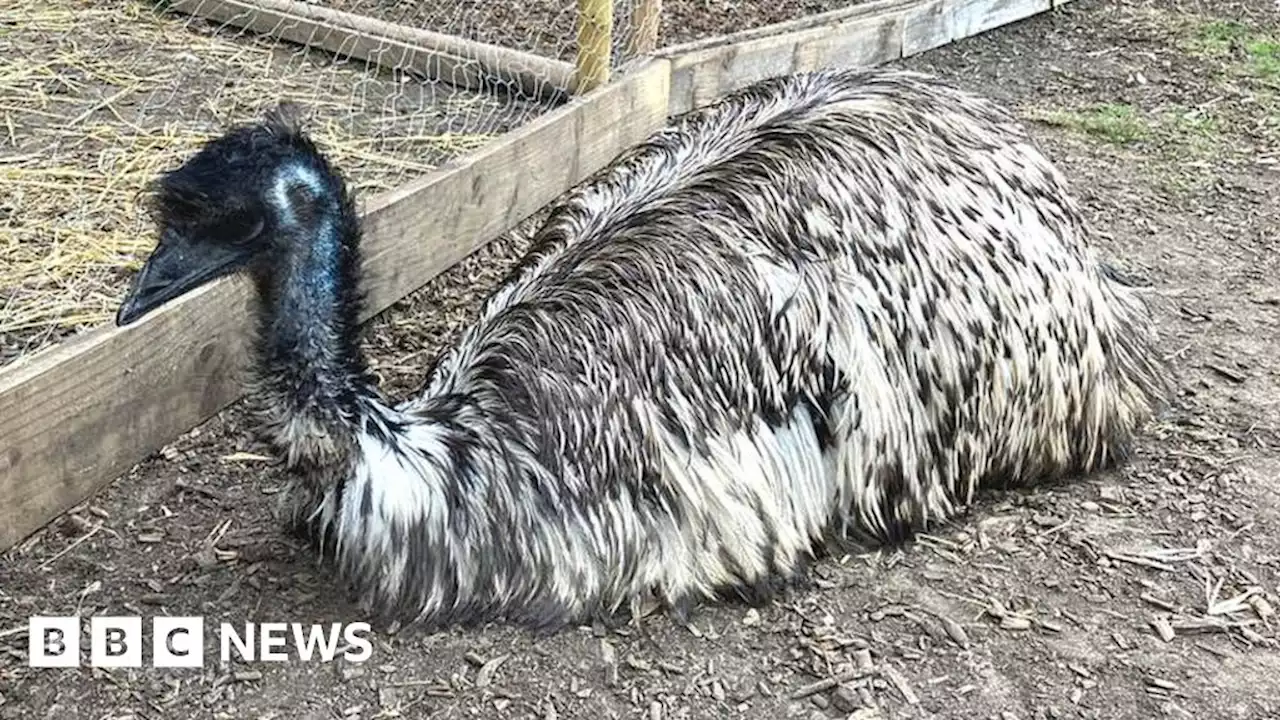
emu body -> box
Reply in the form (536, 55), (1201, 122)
(116, 68), (1170, 630)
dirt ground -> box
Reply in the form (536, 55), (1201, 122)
(3, 0), (1280, 718)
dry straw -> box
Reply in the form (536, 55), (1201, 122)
(1, 0), (520, 367)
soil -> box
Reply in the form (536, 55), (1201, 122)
(2, 0), (1279, 718)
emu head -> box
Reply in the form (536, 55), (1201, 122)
(116, 103), (329, 325)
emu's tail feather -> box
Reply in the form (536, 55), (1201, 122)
(1099, 266), (1175, 441)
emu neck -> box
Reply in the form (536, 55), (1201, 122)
(253, 161), (371, 466)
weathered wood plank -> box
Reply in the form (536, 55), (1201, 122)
(904, 0), (1053, 55)
(0, 60), (672, 553)
(657, 0), (916, 57)
(663, 0), (1057, 116)
(663, 1), (913, 115)
(166, 0), (577, 99)
(950, 0), (1053, 40)
(902, 0), (952, 55)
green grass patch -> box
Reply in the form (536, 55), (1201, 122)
(1027, 102), (1231, 158)
(1186, 18), (1280, 83)
(1244, 38), (1280, 80)
(1191, 19), (1251, 54)
(1032, 103), (1149, 145)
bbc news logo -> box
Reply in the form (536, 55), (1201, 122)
(28, 616), (373, 668)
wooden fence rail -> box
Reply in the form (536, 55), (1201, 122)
(0, 0), (1070, 552)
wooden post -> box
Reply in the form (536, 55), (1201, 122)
(627, 0), (662, 56)
(575, 0), (614, 93)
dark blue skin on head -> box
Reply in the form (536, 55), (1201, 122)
(115, 109), (334, 326)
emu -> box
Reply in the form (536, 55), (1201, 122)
(115, 67), (1170, 631)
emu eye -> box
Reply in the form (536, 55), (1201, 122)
(220, 215), (265, 246)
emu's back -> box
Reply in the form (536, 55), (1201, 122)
(396, 67), (1167, 610)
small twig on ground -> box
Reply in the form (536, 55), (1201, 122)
(36, 523), (102, 570)
(881, 663), (920, 705)
(1105, 551), (1176, 572)
(788, 668), (873, 700)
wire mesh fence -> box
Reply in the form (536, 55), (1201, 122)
(1, 0), (583, 368)
(313, 0), (649, 66)
(0, 0), (863, 370)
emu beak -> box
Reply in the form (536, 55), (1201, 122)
(116, 232), (250, 326)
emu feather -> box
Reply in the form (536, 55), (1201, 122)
(116, 67), (1171, 631)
